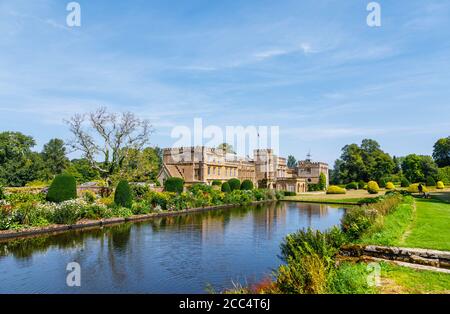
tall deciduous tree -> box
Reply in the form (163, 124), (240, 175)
(217, 143), (235, 154)
(41, 138), (69, 178)
(433, 136), (450, 167)
(0, 132), (45, 186)
(287, 155), (297, 168)
(401, 154), (438, 183)
(334, 139), (394, 183)
(66, 107), (153, 185)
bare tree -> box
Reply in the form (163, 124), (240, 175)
(65, 107), (153, 185)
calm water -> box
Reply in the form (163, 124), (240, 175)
(0, 202), (345, 293)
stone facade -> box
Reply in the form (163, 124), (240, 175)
(157, 146), (328, 194)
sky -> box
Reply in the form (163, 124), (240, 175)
(0, 0), (449, 166)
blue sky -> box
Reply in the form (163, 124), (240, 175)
(0, 0), (449, 165)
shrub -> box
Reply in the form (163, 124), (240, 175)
(328, 263), (375, 294)
(281, 227), (344, 264)
(426, 177), (436, 187)
(79, 204), (111, 220)
(130, 184), (150, 200)
(221, 182), (231, 193)
(240, 179), (254, 190)
(46, 174), (77, 203)
(408, 183), (429, 193)
(308, 184), (321, 192)
(379, 178), (387, 188)
(437, 181), (445, 189)
(326, 185), (346, 194)
(400, 177), (410, 188)
(367, 181), (380, 194)
(385, 182), (395, 190)
(228, 178), (241, 191)
(82, 190), (96, 203)
(211, 180), (222, 186)
(318, 173), (327, 190)
(358, 181), (366, 190)
(345, 182), (358, 190)
(0, 186), (4, 200)
(283, 191), (297, 197)
(114, 180), (133, 208)
(276, 252), (328, 294)
(131, 201), (151, 215)
(51, 200), (83, 224)
(164, 177), (184, 193)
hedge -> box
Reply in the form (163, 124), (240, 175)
(228, 178), (241, 191)
(326, 185), (346, 194)
(221, 182), (231, 193)
(46, 174), (77, 203)
(211, 180), (222, 186)
(164, 177), (184, 193)
(385, 182), (395, 190)
(240, 180), (254, 190)
(408, 183), (429, 193)
(367, 181), (380, 194)
(345, 182), (358, 190)
(114, 180), (133, 208)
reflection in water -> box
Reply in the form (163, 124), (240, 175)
(0, 202), (345, 293)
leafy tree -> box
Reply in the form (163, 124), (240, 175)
(113, 146), (162, 183)
(433, 136), (450, 167)
(401, 154), (438, 183)
(41, 138), (69, 178)
(0, 132), (46, 186)
(287, 155), (297, 168)
(66, 107), (152, 186)
(217, 143), (235, 154)
(64, 158), (101, 183)
(334, 139), (394, 183)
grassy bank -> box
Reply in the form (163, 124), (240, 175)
(228, 192), (450, 294)
(359, 195), (450, 251)
(380, 262), (450, 294)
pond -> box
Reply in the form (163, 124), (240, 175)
(0, 201), (345, 293)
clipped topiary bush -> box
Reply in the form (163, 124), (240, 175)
(408, 183), (429, 193)
(221, 182), (231, 193)
(46, 174), (77, 203)
(228, 178), (241, 191)
(211, 180), (222, 186)
(164, 177), (184, 194)
(367, 181), (380, 194)
(426, 177), (436, 187)
(385, 182), (395, 190)
(345, 182), (358, 190)
(400, 177), (410, 188)
(240, 179), (254, 190)
(114, 180), (133, 208)
(437, 181), (445, 189)
(326, 185), (346, 194)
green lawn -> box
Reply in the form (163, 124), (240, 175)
(358, 196), (450, 251)
(401, 198), (450, 251)
(380, 262), (450, 294)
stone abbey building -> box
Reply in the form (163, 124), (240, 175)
(157, 146), (328, 193)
